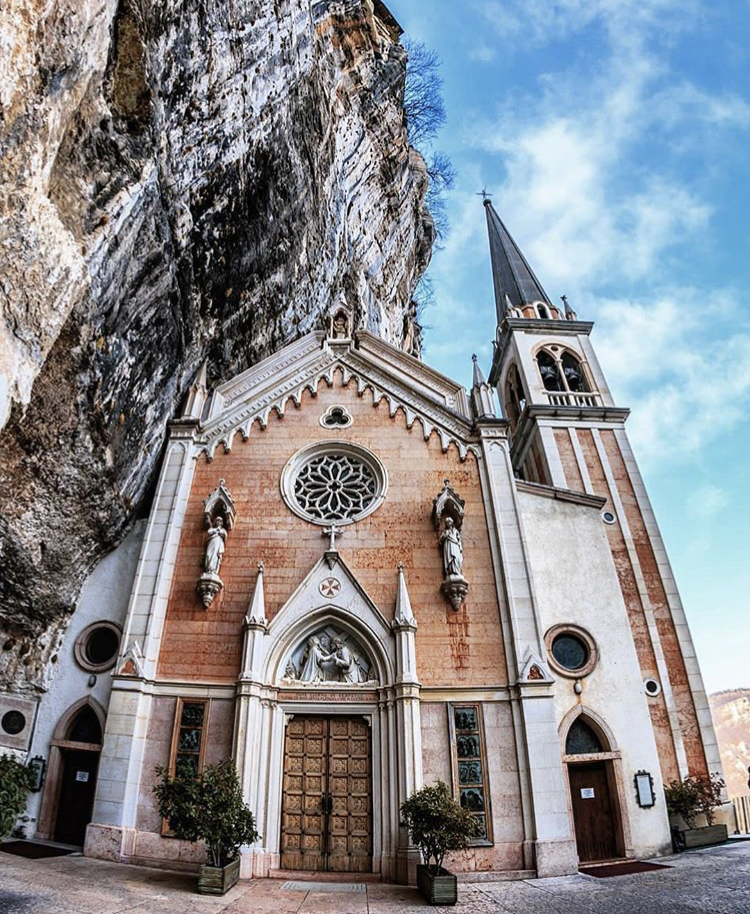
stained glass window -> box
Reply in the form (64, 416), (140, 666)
(451, 704), (492, 843)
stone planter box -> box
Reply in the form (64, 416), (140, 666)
(197, 857), (240, 895)
(417, 864), (458, 905)
(682, 824), (728, 849)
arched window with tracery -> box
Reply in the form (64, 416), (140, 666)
(561, 352), (589, 392)
(535, 347), (595, 402)
(504, 364), (527, 429)
(536, 350), (564, 392)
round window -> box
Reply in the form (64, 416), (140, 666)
(2, 710), (26, 735)
(74, 622), (122, 673)
(545, 624), (598, 678)
(602, 511), (616, 525)
(281, 442), (387, 526)
(552, 634), (589, 671)
(644, 678), (661, 697)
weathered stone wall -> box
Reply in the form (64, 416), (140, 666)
(0, 0), (432, 691)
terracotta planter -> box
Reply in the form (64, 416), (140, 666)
(417, 864), (458, 905)
(197, 857), (240, 895)
(682, 824), (728, 849)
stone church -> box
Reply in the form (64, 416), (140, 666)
(4, 201), (725, 881)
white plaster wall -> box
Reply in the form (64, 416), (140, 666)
(518, 492), (672, 857)
(20, 521), (146, 836)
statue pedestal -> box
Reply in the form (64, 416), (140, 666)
(441, 574), (469, 610)
(197, 572), (223, 608)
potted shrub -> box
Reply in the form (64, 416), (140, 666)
(0, 754), (34, 839)
(664, 773), (727, 849)
(400, 780), (480, 905)
(154, 759), (259, 895)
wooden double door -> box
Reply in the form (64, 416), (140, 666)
(568, 761), (621, 862)
(280, 716), (372, 873)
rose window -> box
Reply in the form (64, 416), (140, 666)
(281, 442), (387, 525)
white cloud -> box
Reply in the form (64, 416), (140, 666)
(686, 485), (730, 520)
(468, 43), (496, 63)
(594, 294), (750, 466)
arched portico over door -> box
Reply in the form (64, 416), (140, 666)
(233, 555), (422, 883)
(560, 707), (632, 863)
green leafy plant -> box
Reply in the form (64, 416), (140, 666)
(0, 754), (34, 838)
(664, 773), (725, 828)
(153, 760), (259, 867)
(400, 780), (480, 875)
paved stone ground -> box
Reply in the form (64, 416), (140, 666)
(1, 842), (749, 914)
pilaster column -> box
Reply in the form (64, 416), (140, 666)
(477, 423), (578, 876)
(86, 423), (198, 861)
(392, 564), (423, 884)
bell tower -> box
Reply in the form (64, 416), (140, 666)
(480, 197), (723, 789)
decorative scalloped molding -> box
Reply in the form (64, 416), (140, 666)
(196, 340), (482, 463)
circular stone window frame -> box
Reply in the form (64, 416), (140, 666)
(74, 621), (123, 674)
(601, 510), (617, 525)
(644, 677), (662, 697)
(544, 623), (599, 679)
(280, 440), (388, 527)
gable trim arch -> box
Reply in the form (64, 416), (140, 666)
(558, 704), (618, 756)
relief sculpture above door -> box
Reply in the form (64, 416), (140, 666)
(281, 626), (377, 684)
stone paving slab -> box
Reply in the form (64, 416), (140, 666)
(2, 843), (750, 914)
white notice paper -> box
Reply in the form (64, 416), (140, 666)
(75, 771), (89, 782)
(580, 787), (595, 799)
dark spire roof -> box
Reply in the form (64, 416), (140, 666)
(483, 199), (552, 322)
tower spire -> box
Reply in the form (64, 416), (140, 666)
(483, 199), (553, 322)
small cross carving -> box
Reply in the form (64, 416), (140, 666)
(323, 524), (342, 551)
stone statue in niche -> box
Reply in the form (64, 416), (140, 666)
(203, 516), (227, 575)
(439, 517), (463, 577)
(433, 479), (469, 611)
(282, 627), (376, 684)
(196, 479), (236, 608)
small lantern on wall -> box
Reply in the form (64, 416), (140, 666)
(634, 770), (656, 808)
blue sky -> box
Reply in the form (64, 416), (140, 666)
(390, 0), (750, 694)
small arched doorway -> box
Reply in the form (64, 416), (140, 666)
(563, 712), (626, 863)
(37, 698), (105, 846)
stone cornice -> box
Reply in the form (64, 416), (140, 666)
(515, 479), (607, 510)
(509, 403), (630, 469)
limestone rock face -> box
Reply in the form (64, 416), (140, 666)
(0, 0), (432, 691)
(709, 690), (750, 799)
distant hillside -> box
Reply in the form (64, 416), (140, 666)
(710, 689), (750, 798)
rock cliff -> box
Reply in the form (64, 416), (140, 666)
(0, 0), (433, 691)
(710, 690), (750, 799)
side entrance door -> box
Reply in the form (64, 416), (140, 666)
(54, 748), (100, 845)
(568, 761), (620, 862)
(280, 716), (372, 872)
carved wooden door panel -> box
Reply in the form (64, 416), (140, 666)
(280, 716), (372, 873)
(328, 717), (372, 873)
(280, 716), (328, 871)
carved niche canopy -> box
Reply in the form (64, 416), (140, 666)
(281, 625), (376, 686)
(432, 478), (465, 531)
(203, 478), (236, 530)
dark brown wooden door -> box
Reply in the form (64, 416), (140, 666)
(568, 761), (619, 862)
(280, 716), (372, 872)
(54, 749), (100, 845)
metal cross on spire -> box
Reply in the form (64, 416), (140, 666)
(477, 188), (493, 201)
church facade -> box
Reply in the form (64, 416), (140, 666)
(6, 201), (725, 880)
